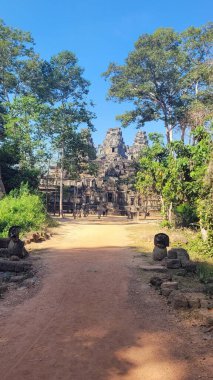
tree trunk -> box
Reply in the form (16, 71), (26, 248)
(59, 145), (64, 218)
(45, 159), (50, 211)
(181, 125), (187, 143)
(168, 125), (173, 142)
(195, 81), (199, 97)
(160, 196), (165, 216)
(168, 202), (173, 224)
(166, 128), (170, 144)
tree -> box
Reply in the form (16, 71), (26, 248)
(0, 19), (35, 106)
(4, 95), (51, 169)
(197, 153), (213, 246)
(103, 24), (212, 143)
(0, 20), (96, 210)
(136, 127), (212, 224)
(0, 140), (40, 192)
(47, 51), (95, 217)
(136, 133), (169, 215)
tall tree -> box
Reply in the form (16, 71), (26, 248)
(47, 51), (95, 217)
(0, 19), (35, 104)
(103, 24), (212, 143)
(4, 95), (51, 169)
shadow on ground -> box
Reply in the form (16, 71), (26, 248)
(1, 245), (210, 380)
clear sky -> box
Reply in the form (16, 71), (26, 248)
(1, 0), (212, 146)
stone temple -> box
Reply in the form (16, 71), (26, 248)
(40, 128), (160, 215)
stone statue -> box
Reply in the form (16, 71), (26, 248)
(153, 233), (169, 261)
(0, 226), (29, 259)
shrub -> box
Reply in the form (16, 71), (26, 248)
(174, 203), (198, 227)
(185, 233), (213, 259)
(160, 220), (172, 228)
(0, 183), (47, 237)
(197, 262), (213, 284)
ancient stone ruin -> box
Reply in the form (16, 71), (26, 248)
(0, 226), (33, 297)
(40, 128), (160, 215)
(139, 233), (213, 317)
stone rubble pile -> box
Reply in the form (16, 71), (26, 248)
(141, 233), (213, 326)
(153, 233), (197, 273)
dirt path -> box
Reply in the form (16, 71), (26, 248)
(0, 217), (212, 380)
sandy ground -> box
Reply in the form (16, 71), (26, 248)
(0, 216), (212, 380)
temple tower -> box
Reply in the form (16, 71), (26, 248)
(127, 130), (148, 159)
(98, 128), (127, 159)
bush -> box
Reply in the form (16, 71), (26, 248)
(0, 183), (47, 237)
(160, 220), (172, 228)
(185, 233), (213, 259)
(175, 203), (198, 227)
(197, 262), (213, 284)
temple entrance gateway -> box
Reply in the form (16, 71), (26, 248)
(40, 128), (161, 215)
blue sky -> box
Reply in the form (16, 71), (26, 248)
(1, 0), (212, 146)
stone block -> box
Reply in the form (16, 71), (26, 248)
(161, 281), (178, 290)
(182, 260), (197, 272)
(176, 249), (190, 265)
(166, 259), (181, 269)
(168, 248), (190, 265)
(150, 276), (163, 287)
(10, 275), (25, 283)
(0, 259), (32, 273)
(167, 249), (177, 259)
(168, 291), (189, 309)
(161, 282), (178, 297)
(139, 265), (168, 273)
(10, 255), (20, 261)
(153, 246), (167, 261)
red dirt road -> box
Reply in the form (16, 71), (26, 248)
(0, 217), (212, 380)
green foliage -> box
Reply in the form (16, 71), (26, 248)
(0, 141), (40, 192)
(4, 95), (51, 168)
(136, 126), (212, 227)
(175, 203), (198, 227)
(197, 156), (213, 246)
(0, 184), (47, 236)
(104, 23), (213, 142)
(197, 262), (213, 284)
(186, 233), (213, 259)
(160, 220), (172, 228)
(0, 18), (34, 105)
(0, 20), (96, 208)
